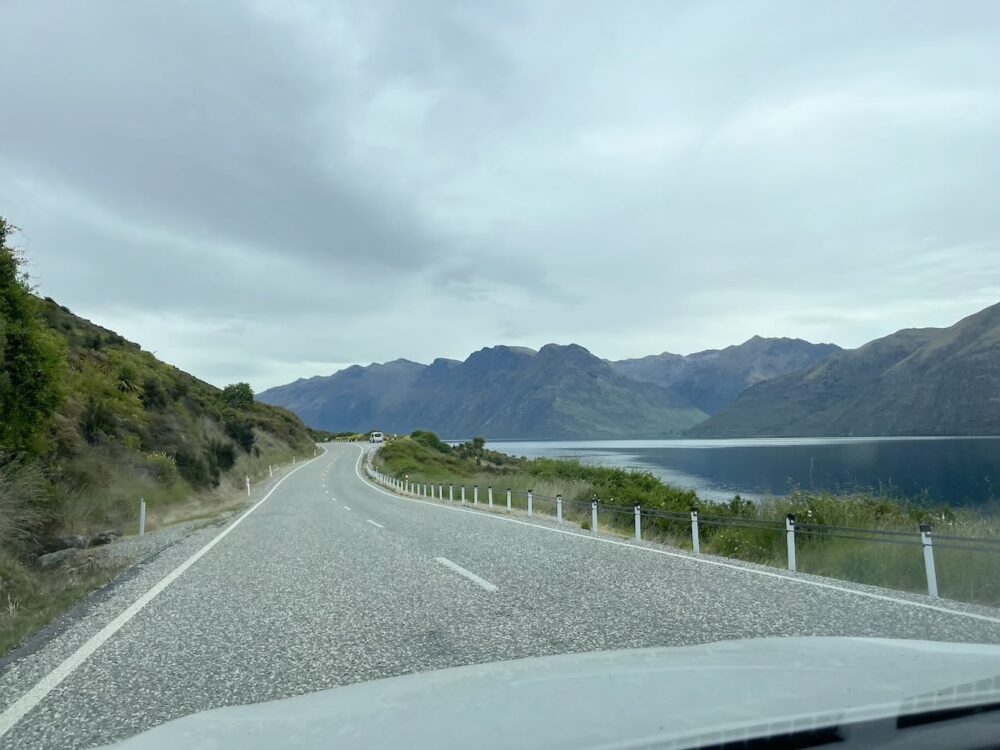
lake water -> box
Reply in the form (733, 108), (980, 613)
(487, 437), (1000, 508)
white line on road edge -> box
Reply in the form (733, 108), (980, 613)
(343, 506), (351, 511)
(0, 447), (328, 741)
(354, 447), (1000, 626)
(366, 519), (385, 528)
(435, 557), (498, 592)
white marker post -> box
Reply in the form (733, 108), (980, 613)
(461, 486), (466, 504)
(690, 508), (701, 554)
(139, 498), (146, 537)
(556, 495), (563, 522)
(488, 486), (493, 508)
(474, 486), (479, 505)
(786, 514), (797, 572)
(506, 488), (512, 511)
(449, 484), (454, 502)
(527, 490), (533, 518)
(246, 475), (250, 497)
(634, 505), (642, 541)
(439, 484), (444, 499)
(921, 524), (939, 598)
(591, 501), (598, 535)
(269, 465), (273, 478)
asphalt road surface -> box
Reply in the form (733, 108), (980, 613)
(3, 442), (1000, 749)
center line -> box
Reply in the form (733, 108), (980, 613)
(366, 519), (384, 528)
(434, 557), (498, 592)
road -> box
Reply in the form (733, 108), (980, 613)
(2, 442), (1000, 748)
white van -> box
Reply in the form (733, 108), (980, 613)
(369, 431), (384, 444)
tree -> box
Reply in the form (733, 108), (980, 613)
(222, 382), (254, 408)
(0, 218), (64, 453)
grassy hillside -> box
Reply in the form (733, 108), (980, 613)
(0, 218), (315, 652)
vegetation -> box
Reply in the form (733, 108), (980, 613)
(307, 428), (372, 442)
(374, 432), (1000, 606)
(0, 217), (316, 654)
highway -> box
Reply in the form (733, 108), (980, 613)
(2, 442), (1000, 749)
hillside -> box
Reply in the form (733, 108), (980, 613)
(610, 337), (840, 413)
(689, 302), (1000, 437)
(260, 344), (707, 438)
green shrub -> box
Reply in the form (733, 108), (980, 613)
(224, 417), (255, 452)
(80, 398), (116, 444)
(221, 382), (254, 408)
(140, 377), (168, 409)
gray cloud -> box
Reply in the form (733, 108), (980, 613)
(2, 0), (999, 389)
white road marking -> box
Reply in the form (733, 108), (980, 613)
(343, 506), (351, 511)
(353, 448), (1000, 626)
(0, 446), (329, 740)
(435, 557), (498, 592)
(366, 519), (385, 529)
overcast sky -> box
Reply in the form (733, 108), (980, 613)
(2, 1), (999, 390)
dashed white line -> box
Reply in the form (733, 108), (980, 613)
(366, 519), (385, 529)
(343, 506), (351, 511)
(353, 447), (1000, 625)
(434, 557), (498, 592)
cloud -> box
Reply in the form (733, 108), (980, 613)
(2, 0), (999, 390)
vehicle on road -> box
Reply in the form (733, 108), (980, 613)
(105, 637), (1000, 749)
(369, 431), (384, 444)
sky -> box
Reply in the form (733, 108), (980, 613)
(2, 0), (999, 391)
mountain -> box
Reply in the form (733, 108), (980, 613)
(610, 337), (841, 414)
(260, 344), (707, 439)
(689, 302), (1000, 437)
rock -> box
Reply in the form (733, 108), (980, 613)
(40, 535), (89, 553)
(37, 548), (78, 569)
(90, 530), (122, 547)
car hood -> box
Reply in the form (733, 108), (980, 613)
(105, 637), (1000, 749)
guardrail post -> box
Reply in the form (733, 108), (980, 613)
(527, 490), (533, 517)
(507, 488), (512, 511)
(449, 484), (454, 501)
(690, 507), (700, 554)
(139, 498), (146, 537)
(920, 524), (939, 598)
(557, 495), (563, 522)
(634, 504), (642, 541)
(474, 485), (479, 505)
(461, 486), (467, 504)
(488, 486), (494, 508)
(786, 514), (797, 572)
(591, 500), (598, 534)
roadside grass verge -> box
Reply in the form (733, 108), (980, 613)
(375, 434), (1000, 607)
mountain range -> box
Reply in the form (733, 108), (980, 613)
(690, 302), (1000, 437)
(259, 337), (838, 438)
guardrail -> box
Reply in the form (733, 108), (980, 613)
(361, 453), (1000, 600)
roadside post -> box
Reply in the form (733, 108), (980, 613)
(269, 465), (273, 478)
(591, 500), (598, 534)
(449, 484), (454, 502)
(786, 514), (797, 572)
(474, 485), (479, 505)
(139, 498), (146, 537)
(556, 495), (563, 522)
(507, 488), (512, 511)
(461, 486), (467, 504)
(488, 486), (493, 508)
(439, 483), (444, 499)
(921, 524), (939, 598)
(690, 508), (700, 554)
(246, 475), (250, 497)
(527, 490), (533, 517)
(634, 504), (642, 541)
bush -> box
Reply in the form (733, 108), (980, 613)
(140, 377), (168, 409)
(221, 382), (254, 409)
(209, 440), (236, 472)
(145, 452), (179, 484)
(80, 398), (116, 444)
(224, 417), (255, 452)
(410, 430), (451, 454)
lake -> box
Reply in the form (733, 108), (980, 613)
(487, 437), (1000, 508)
